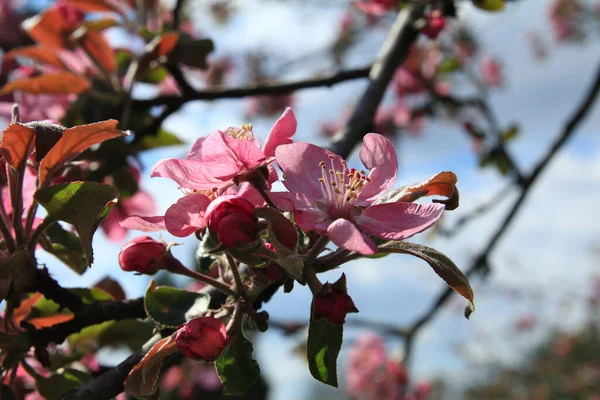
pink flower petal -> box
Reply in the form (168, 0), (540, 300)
(295, 207), (331, 233)
(355, 202), (444, 241)
(121, 190), (156, 217)
(201, 131), (266, 181)
(357, 133), (397, 205)
(186, 137), (206, 161)
(120, 216), (166, 232)
(327, 218), (378, 254)
(151, 158), (221, 190)
(262, 107), (297, 158)
(102, 206), (128, 241)
(164, 194), (211, 237)
(276, 142), (344, 201)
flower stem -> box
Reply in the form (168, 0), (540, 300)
(303, 265), (323, 295)
(226, 300), (244, 335)
(304, 234), (329, 261)
(164, 255), (236, 297)
(226, 253), (244, 295)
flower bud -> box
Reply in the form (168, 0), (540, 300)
(250, 243), (286, 282)
(175, 317), (229, 361)
(206, 196), (259, 248)
(421, 12), (446, 39)
(313, 290), (357, 325)
(118, 236), (167, 274)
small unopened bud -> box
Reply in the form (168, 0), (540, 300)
(312, 273), (358, 325)
(206, 196), (259, 248)
(118, 236), (167, 274)
(175, 317), (229, 361)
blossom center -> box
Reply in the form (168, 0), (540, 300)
(318, 155), (370, 219)
(226, 124), (254, 140)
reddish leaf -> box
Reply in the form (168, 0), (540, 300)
(124, 336), (177, 397)
(28, 314), (74, 329)
(22, 7), (75, 49)
(12, 293), (43, 326)
(0, 124), (35, 172)
(0, 73), (91, 95)
(377, 171), (459, 210)
(38, 120), (125, 186)
(4, 46), (68, 70)
(152, 33), (180, 59)
(398, 171), (457, 201)
(63, 0), (125, 14)
(77, 30), (117, 74)
(379, 241), (475, 318)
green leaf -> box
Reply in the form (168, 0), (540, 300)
(98, 320), (154, 350)
(36, 369), (91, 400)
(500, 124), (520, 143)
(69, 319), (154, 352)
(472, 0), (505, 11)
(35, 182), (118, 266)
(140, 65), (169, 84)
(195, 234), (219, 273)
(307, 318), (343, 387)
(216, 332), (261, 396)
(135, 128), (185, 152)
(144, 281), (210, 328)
(170, 35), (214, 69)
(437, 58), (462, 74)
(378, 241), (475, 318)
(41, 223), (87, 275)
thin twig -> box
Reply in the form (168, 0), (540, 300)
(226, 253), (244, 295)
(132, 66), (371, 109)
(403, 61), (600, 363)
(328, 4), (426, 158)
(172, 0), (185, 29)
(59, 334), (162, 400)
(27, 298), (145, 347)
(438, 184), (514, 237)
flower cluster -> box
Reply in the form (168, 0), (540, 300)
(123, 107), (453, 256)
(346, 333), (431, 400)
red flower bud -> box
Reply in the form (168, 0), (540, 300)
(206, 196), (259, 248)
(55, 4), (85, 30)
(118, 236), (167, 274)
(421, 12), (446, 39)
(313, 290), (357, 325)
(250, 243), (286, 282)
(175, 317), (229, 361)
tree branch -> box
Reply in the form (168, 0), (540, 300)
(132, 66), (371, 109)
(403, 61), (600, 361)
(27, 298), (145, 348)
(172, 0), (185, 30)
(328, 4), (426, 158)
(59, 334), (162, 400)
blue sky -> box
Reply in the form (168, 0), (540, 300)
(29, 0), (600, 398)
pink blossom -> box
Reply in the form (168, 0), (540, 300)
(275, 134), (445, 254)
(549, 0), (583, 42)
(355, 0), (398, 17)
(123, 108), (297, 237)
(421, 12), (446, 40)
(481, 56), (503, 88)
(0, 67), (75, 123)
(346, 333), (405, 400)
(245, 94), (294, 119)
